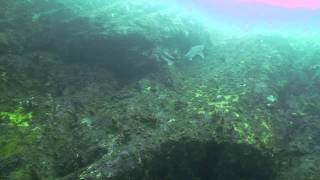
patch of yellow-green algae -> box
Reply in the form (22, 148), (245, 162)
(8, 168), (34, 180)
(187, 85), (242, 114)
(0, 106), (32, 128)
(185, 85), (276, 149)
(232, 117), (274, 146)
(0, 129), (40, 179)
(0, 128), (40, 159)
(0, 130), (25, 160)
(0, 106), (40, 178)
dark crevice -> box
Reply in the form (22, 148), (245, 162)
(122, 139), (277, 180)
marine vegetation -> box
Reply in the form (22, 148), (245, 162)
(1, 0), (320, 180)
(1, 107), (32, 128)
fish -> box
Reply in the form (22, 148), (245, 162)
(185, 45), (205, 61)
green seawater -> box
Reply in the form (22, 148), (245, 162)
(0, 0), (320, 179)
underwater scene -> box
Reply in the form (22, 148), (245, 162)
(1, 0), (320, 179)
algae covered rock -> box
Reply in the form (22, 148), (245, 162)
(1, 0), (320, 180)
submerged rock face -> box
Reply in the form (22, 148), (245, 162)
(1, 0), (209, 82)
(1, 0), (320, 180)
(21, 0), (209, 81)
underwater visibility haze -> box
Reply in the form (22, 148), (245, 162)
(1, 0), (320, 179)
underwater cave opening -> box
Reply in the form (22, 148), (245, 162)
(125, 139), (277, 180)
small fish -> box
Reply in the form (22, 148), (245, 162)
(185, 45), (205, 61)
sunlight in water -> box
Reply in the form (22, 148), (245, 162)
(239, 0), (320, 9)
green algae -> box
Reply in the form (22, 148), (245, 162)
(1, 107), (32, 128)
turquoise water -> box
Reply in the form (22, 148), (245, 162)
(0, 0), (320, 179)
